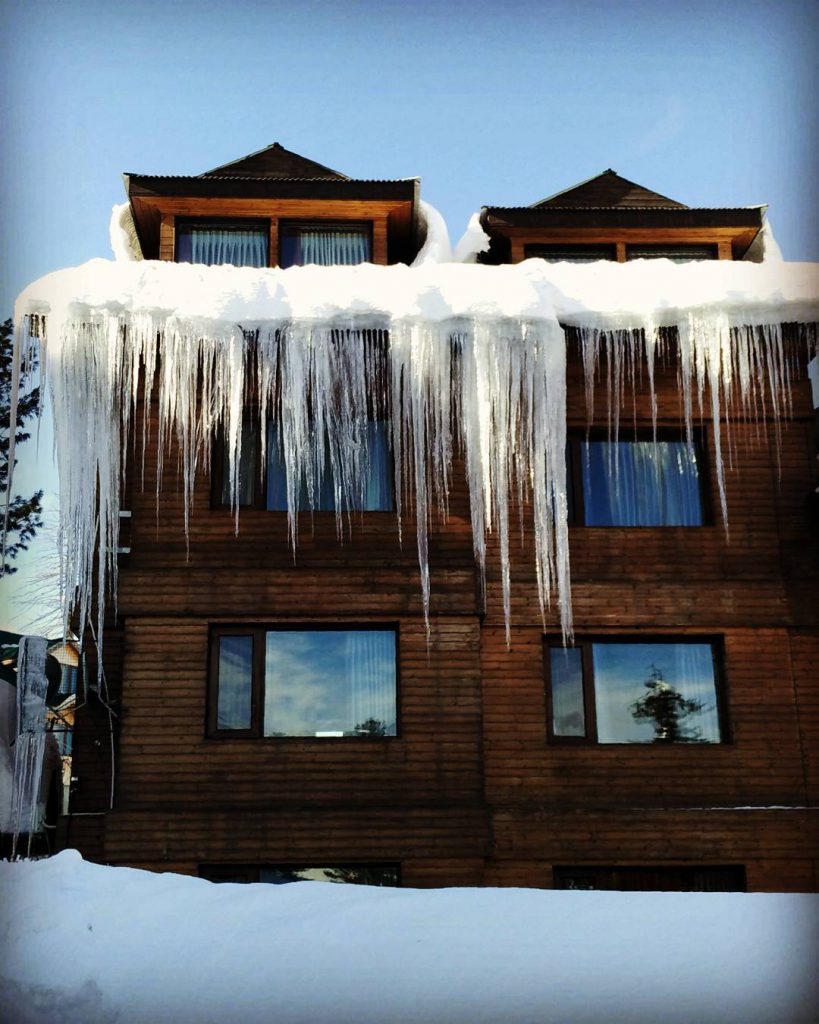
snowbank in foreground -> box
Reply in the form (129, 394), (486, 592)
(1, 852), (817, 1024)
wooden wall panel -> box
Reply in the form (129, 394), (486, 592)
(64, 339), (818, 890)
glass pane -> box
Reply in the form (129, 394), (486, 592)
(582, 441), (702, 526)
(592, 642), (720, 744)
(280, 225), (371, 267)
(525, 244), (616, 263)
(221, 425), (258, 506)
(549, 647), (586, 736)
(176, 222), (268, 268)
(264, 630), (397, 737)
(627, 245), (716, 263)
(266, 421), (392, 512)
(216, 635), (253, 730)
(258, 865), (399, 886)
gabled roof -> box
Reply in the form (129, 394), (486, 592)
(202, 142), (348, 180)
(533, 169), (688, 209)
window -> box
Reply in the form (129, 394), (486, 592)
(626, 244), (717, 262)
(200, 864), (400, 886)
(553, 865), (744, 891)
(568, 434), (706, 526)
(175, 219), (269, 268)
(209, 626), (398, 738)
(216, 420), (393, 512)
(525, 244), (616, 263)
(279, 221), (372, 267)
(546, 638), (725, 744)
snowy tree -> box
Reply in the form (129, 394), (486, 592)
(1, 318), (43, 575)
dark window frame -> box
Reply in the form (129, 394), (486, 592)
(626, 244), (718, 262)
(207, 623), (401, 741)
(524, 243), (617, 263)
(278, 219), (374, 268)
(553, 864), (745, 891)
(211, 415), (396, 514)
(199, 862), (401, 886)
(174, 217), (271, 267)
(544, 634), (730, 747)
(566, 427), (713, 527)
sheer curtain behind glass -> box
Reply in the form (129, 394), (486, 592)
(582, 441), (702, 525)
(280, 227), (371, 267)
(592, 641), (720, 743)
(177, 223), (268, 268)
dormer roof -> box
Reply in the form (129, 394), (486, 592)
(201, 142), (348, 180)
(532, 169), (687, 209)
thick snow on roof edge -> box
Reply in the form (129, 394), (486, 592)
(15, 256), (819, 334)
(2, 852), (817, 1024)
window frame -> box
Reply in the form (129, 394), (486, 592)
(199, 862), (402, 886)
(174, 217), (271, 267)
(544, 634), (730, 747)
(625, 244), (718, 262)
(566, 427), (713, 528)
(207, 623), (401, 741)
(552, 864), (745, 891)
(211, 416), (396, 514)
(524, 243), (617, 263)
(278, 219), (374, 268)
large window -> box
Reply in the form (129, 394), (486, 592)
(525, 244), (616, 263)
(200, 864), (400, 886)
(568, 435), (706, 526)
(176, 219), (269, 268)
(553, 865), (744, 891)
(546, 638), (725, 744)
(215, 420), (393, 512)
(279, 221), (372, 267)
(626, 244), (717, 262)
(209, 626), (398, 738)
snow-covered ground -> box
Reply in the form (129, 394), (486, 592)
(1, 851), (817, 1024)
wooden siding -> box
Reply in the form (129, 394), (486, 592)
(133, 196), (413, 265)
(506, 227), (745, 263)
(64, 339), (819, 891)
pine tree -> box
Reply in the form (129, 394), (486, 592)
(1, 318), (43, 575)
(630, 663), (705, 742)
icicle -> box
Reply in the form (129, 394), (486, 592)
(9, 258), (818, 664)
(11, 636), (49, 857)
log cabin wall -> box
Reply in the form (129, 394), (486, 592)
(62, 159), (817, 891)
(65, 339), (819, 891)
(479, 347), (819, 892)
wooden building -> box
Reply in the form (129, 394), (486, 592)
(62, 148), (819, 892)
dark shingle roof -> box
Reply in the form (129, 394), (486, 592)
(532, 169), (688, 209)
(201, 142), (348, 180)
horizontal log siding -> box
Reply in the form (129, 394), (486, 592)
(67, 344), (818, 889)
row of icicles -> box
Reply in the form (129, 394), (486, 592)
(11, 313), (812, 659)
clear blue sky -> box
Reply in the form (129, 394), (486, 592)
(2, 0), (818, 316)
(1, 0), (817, 632)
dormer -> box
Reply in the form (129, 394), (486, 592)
(479, 169), (764, 264)
(124, 142), (421, 267)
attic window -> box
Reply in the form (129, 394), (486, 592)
(176, 219), (269, 268)
(279, 221), (371, 268)
(626, 245), (717, 262)
(524, 244), (616, 263)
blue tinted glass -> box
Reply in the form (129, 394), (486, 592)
(266, 421), (392, 512)
(264, 630), (397, 737)
(549, 647), (586, 736)
(592, 642), (720, 744)
(217, 635), (253, 730)
(582, 441), (702, 526)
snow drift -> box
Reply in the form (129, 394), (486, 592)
(10, 256), (819, 648)
(1, 851), (817, 1024)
